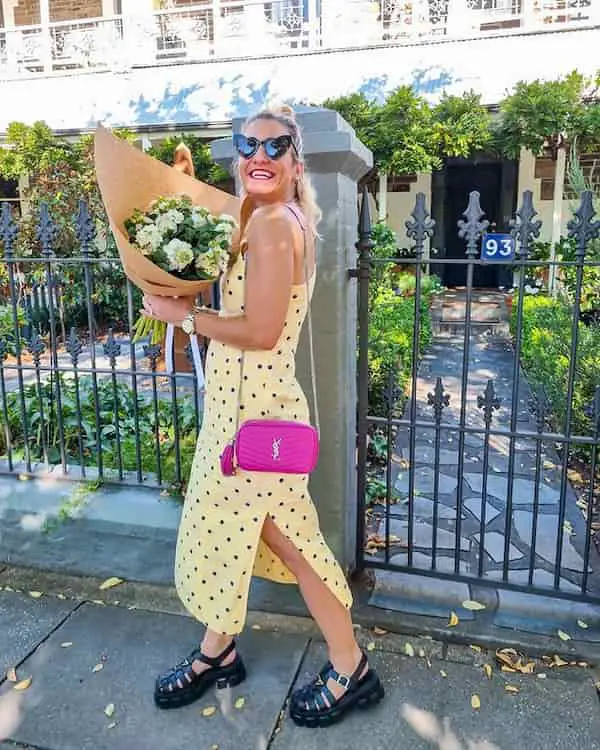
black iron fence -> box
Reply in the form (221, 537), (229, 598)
(355, 187), (600, 603)
(0, 201), (212, 492)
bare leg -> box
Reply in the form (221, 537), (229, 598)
(261, 516), (366, 700)
(191, 630), (237, 676)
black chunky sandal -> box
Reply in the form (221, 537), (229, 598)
(154, 640), (246, 709)
(290, 651), (384, 728)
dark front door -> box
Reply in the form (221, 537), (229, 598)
(443, 163), (502, 288)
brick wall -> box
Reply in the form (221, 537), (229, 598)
(13, 0), (103, 26)
(14, 0), (40, 26)
(50, 0), (103, 22)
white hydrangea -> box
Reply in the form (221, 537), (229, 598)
(156, 209), (184, 235)
(164, 238), (194, 271)
(195, 244), (229, 277)
(215, 221), (235, 235)
(190, 208), (207, 228)
(135, 224), (163, 255)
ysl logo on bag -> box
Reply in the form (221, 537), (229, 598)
(272, 437), (282, 461)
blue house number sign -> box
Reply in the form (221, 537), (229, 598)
(481, 233), (515, 262)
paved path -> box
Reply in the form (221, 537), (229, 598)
(1, 579), (599, 750)
(369, 291), (600, 621)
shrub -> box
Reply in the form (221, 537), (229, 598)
(0, 304), (26, 355)
(512, 294), (600, 452)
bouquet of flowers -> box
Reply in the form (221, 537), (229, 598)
(94, 124), (244, 377)
(124, 194), (236, 343)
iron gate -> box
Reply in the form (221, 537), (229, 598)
(355, 186), (600, 604)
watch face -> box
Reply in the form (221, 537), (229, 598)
(182, 316), (194, 335)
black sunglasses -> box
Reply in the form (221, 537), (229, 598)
(233, 133), (298, 161)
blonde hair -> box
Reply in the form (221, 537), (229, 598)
(241, 104), (322, 238)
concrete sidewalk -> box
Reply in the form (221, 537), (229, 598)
(1, 572), (600, 750)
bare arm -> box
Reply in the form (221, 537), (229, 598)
(186, 205), (296, 350)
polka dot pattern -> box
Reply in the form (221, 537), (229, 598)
(174, 252), (353, 636)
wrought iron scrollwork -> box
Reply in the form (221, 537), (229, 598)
(567, 190), (600, 258)
(427, 376), (450, 422)
(510, 190), (542, 259)
(405, 192), (435, 258)
(477, 379), (501, 425)
(458, 191), (489, 257)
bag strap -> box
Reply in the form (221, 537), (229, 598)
(234, 203), (320, 435)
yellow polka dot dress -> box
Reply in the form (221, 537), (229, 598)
(175, 251), (353, 635)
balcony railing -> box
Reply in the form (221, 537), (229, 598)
(0, 0), (597, 79)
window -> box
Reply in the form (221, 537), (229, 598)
(0, 177), (20, 215)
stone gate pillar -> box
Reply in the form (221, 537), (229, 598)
(212, 108), (373, 572)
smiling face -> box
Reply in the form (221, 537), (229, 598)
(238, 117), (302, 205)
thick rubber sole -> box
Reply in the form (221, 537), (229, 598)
(290, 673), (385, 728)
(154, 660), (247, 710)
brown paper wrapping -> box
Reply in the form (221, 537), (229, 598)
(93, 123), (246, 297)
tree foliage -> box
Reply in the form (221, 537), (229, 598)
(495, 71), (588, 158)
(323, 88), (492, 174)
(147, 132), (230, 186)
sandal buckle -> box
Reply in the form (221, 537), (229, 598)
(333, 673), (350, 688)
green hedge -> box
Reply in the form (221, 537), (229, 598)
(512, 294), (600, 449)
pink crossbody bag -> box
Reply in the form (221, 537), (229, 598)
(220, 205), (320, 476)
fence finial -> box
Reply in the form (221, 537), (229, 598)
(405, 192), (435, 258)
(0, 202), (18, 256)
(510, 190), (542, 258)
(458, 191), (488, 257)
(567, 190), (600, 258)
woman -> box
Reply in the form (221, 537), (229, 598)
(141, 105), (384, 728)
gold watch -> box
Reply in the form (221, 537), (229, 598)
(181, 311), (196, 335)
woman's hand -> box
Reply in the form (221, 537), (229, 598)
(141, 295), (193, 326)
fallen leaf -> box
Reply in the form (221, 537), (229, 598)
(234, 697), (245, 710)
(471, 694), (481, 710)
(6, 668), (17, 682)
(92, 664), (104, 673)
(577, 620), (589, 630)
(99, 577), (123, 591)
(448, 611), (459, 627)
(505, 685), (520, 694)
(92, 600), (105, 606)
(373, 627), (388, 636)
(462, 600), (486, 611)
(56, 594), (66, 600)
(538, 673), (547, 679)
(202, 706), (217, 718)
(251, 624), (261, 630)
(440, 670), (448, 678)
(577, 662), (589, 668)
(366, 642), (376, 652)
(547, 654), (569, 668)
(107, 722), (117, 729)
(209, 746), (220, 750)
(496, 648), (535, 674)
(418, 648), (425, 658)
(470, 645), (482, 653)
(14, 677), (32, 691)
(29, 591), (43, 599)
(104, 703), (115, 718)
(557, 630), (571, 641)
(404, 643), (415, 657)
(483, 664), (493, 680)
(61, 642), (73, 648)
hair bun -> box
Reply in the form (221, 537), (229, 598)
(276, 103), (296, 119)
